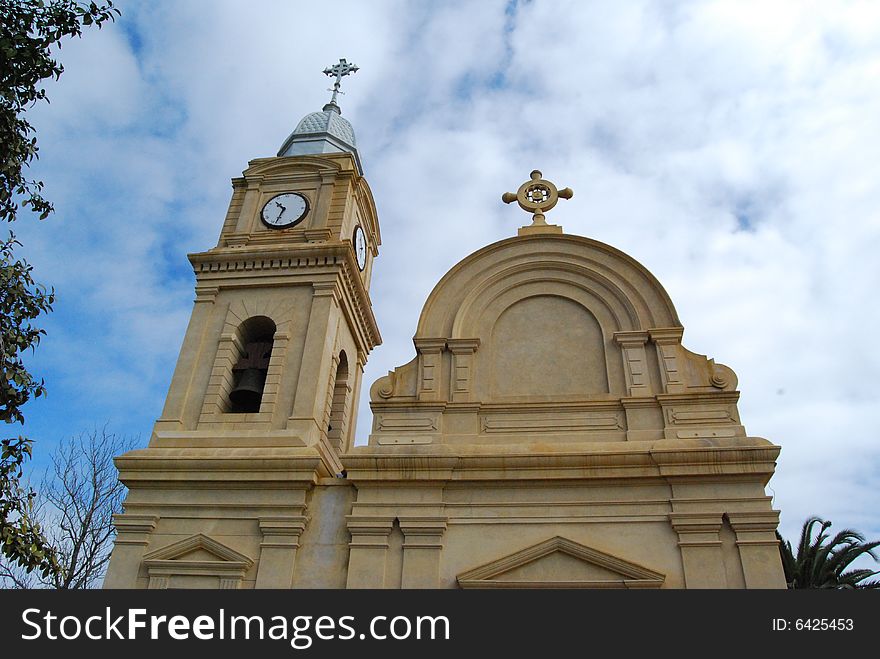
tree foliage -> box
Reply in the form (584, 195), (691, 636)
(1, 0), (120, 223)
(0, 0), (118, 578)
(778, 516), (880, 589)
(1, 436), (57, 578)
(0, 234), (52, 421)
(0, 231), (58, 577)
(0, 427), (136, 588)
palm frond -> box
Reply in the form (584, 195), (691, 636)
(778, 516), (880, 589)
(837, 568), (880, 587)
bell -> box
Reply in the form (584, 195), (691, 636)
(228, 340), (273, 413)
(229, 367), (266, 412)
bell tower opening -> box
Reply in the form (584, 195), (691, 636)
(228, 316), (276, 414)
(326, 351), (350, 452)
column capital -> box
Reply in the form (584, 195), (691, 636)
(669, 512), (723, 547)
(413, 338), (447, 354)
(725, 511), (780, 533)
(399, 516), (447, 548)
(446, 338), (480, 354)
(259, 516), (309, 548)
(112, 514), (158, 546)
(113, 513), (159, 534)
(194, 285), (220, 303)
(312, 280), (343, 301)
(347, 515), (395, 547)
(613, 330), (650, 346)
(648, 327), (684, 344)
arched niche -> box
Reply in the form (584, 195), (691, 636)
(458, 271), (632, 399)
(486, 294), (610, 400)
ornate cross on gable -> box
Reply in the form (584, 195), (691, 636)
(503, 170), (573, 231)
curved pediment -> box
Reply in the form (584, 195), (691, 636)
(368, 230), (742, 447)
(243, 154), (349, 178)
(417, 233), (681, 338)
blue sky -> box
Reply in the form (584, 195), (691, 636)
(14, 0), (880, 548)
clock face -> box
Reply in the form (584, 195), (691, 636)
(353, 225), (367, 271)
(261, 192), (308, 229)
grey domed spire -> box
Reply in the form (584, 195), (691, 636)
(277, 59), (363, 174)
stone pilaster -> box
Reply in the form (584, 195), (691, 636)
(346, 516), (394, 588)
(649, 328), (686, 394)
(399, 516), (447, 588)
(727, 512), (787, 589)
(447, 339), (480, 403)
(669, 512), (727, 588)
(613, 331), (651, 396)
(255, 516), (310, 589)
(103, 514), (158, 589)
(288, 281), (341, 446)
(414, 338), (446, 402)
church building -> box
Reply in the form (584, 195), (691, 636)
(103, 61), (786, 589)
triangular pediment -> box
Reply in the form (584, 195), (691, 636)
(143, 534), (253, 569)
(457, 536), (664, 589)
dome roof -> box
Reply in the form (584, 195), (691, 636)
(293, 107), (356, 146)
(277, 102), (362, 174)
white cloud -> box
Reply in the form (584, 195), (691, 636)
(16, 0), (880, 550)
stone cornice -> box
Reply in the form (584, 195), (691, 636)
(188, 242), (381, 352)
(371, 398), (626, 414)
(656, 391), (741, 404)
(342, 438), (779, 483)
(114, 447), (332, 484)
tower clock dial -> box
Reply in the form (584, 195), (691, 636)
(353, 225), (367, 271)
(261, 192), (309, 229)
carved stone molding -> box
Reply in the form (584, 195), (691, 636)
(457, 536), (665, 589)
(111, 514), (158, 546)
(143, 534), (254, 590)
(346, 516), (395, 548)
(398, 517), (448, 549)
(259, 516), (309, 549)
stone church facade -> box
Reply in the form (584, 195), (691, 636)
(104, 63), (786, 589)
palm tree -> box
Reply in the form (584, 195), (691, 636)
(777, 517), (880, 589)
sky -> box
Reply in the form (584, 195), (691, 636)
(14, 0), (880, 549)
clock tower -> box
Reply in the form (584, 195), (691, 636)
(104, 60), (381, 589)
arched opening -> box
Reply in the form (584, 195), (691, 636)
(228, 316), (276, 414)
(326, 351), (350, 451)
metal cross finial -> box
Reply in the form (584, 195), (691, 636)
(323, 58), (359, 106)
(502, 170), (573, 227)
